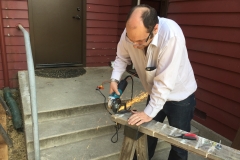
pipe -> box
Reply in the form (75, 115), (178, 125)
(3, 87), (22, 130)
(17, 24), (40, 160)
(0, 2), (10, 87)
(137, 0), (141, 5)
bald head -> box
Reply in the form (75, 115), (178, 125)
(126, 4), (159, 33)
(126, 7), (148, 30)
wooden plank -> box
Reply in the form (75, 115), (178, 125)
(2, 10), (28, 19)
(119, 6), (132, 14)
(0, 145), (8, 160)
(231, 128), (240, 150)
(5, 37), (25, 45)
(168, 13), (240, 28)
(7, 62), (27, 70)
(87, 35), (119, 42)
(119, 14), (128, 22)
(86, 56), (115, 63)
(119, 136), (137, 160)
(195, 75), (240, 103)
(189, 50), (240, 74)
(192, 62), (240, 88)
(87, 12), (118, 21)
(194, 116), (236, 141)
(87, 28), (118, 35)
(1, 1), (28, 10)
(136, 134), (148, 160)
(196, 100), (240, 131)
(186, 37), (240, 58)
(112, 113), (240, 159)
(7, 53), (27, 62)
(87, 42), (117, 49)
(86, 49), (116, 56)
(4, 27), (29, 36)
(182, 25), (240, 44)
(195, 89), (240, 118)
(168, 0), (240, 13)
(87, 4), (119, 14)
(87, 20), (118, 28)
(87, 0), (119, 6)
(6, 46), (26, 54)
(3, 19), (29, 28)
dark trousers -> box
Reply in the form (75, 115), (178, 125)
(134, 93), (196, 160)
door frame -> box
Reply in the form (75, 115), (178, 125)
(28, 0), (86, 68)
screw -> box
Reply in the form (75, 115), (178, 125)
(215, 140), (222, 150)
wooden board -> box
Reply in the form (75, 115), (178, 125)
(112, 113), (240, 160)
(0, 104), (8, 160)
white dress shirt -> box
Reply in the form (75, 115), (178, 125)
(111, 17), (197, 118)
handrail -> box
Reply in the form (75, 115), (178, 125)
(17, 24), (40, 160)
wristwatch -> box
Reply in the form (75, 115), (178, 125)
(111, 78), (119, 84)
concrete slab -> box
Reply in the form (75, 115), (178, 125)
(19, 67), (144, 116)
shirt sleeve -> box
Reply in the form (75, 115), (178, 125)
(111, 30), (132, 81)
(144, 36), (184, 118)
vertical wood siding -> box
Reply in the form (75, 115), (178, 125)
(0, 0), (28, 88)
(168, 0), (240, 141)
(86, 0), (132, 67)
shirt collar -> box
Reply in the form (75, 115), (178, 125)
(150, 30), (159, 47)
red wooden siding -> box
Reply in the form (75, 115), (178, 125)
(0, 0), (28, 88)
(168, 0), (240, 141)
(86, 0), (132, 67)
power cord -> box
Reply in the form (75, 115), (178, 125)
(96, 75), (134, 143)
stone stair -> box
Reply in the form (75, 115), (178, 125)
(19, 67), (205, 160)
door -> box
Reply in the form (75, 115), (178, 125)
(28, 0), (86, 68)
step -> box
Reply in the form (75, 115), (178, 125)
(28, 132), (124, 160)
(25, 110), (122, 152)
(19, 68), (144, 123)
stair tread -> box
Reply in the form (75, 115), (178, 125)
(25, 111), (114, 143)
(28, 132), (124, 160)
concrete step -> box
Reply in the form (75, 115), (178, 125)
(27, 131), (184, 160)
(28, 132), (124, 160)
(25, 110), (122, 152)
(19, 68), (144, 124)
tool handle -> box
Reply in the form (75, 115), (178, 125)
(182, 133), (198, 140)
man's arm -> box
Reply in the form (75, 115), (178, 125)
(110, 30), (131, 94)
(144, 36), (184, 118)
(111, 30), (131, 81)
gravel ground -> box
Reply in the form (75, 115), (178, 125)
(2, 89), (27, 160)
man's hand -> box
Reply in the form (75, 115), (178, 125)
(109, 81), (120, 95)
(128, 110), (152, 126)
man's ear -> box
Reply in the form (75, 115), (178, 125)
(153, 24), (159, 34)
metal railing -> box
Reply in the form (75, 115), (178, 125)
(17, 24), (40, 160)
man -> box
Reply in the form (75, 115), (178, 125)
(109, 4), (197, 160)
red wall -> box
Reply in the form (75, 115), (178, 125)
(0, 0), (132, 87)
(0, 0), (28, 88)
(168, 0), (240, 141)
(86, 0), (132, 67)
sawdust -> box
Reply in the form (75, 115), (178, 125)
(5, 90), (27, 160)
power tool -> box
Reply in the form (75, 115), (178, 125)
(108, 76), (131, 114)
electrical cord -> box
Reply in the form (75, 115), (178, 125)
(96, 75), (134, 143)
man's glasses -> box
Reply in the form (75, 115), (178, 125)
(145, 27), (154, 42)
(125, 27), (154, 46)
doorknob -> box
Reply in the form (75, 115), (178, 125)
(72, 15), (80, 19)
(77, 7), (80, 11)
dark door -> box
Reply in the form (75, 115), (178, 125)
(29, 0), (86, 68)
